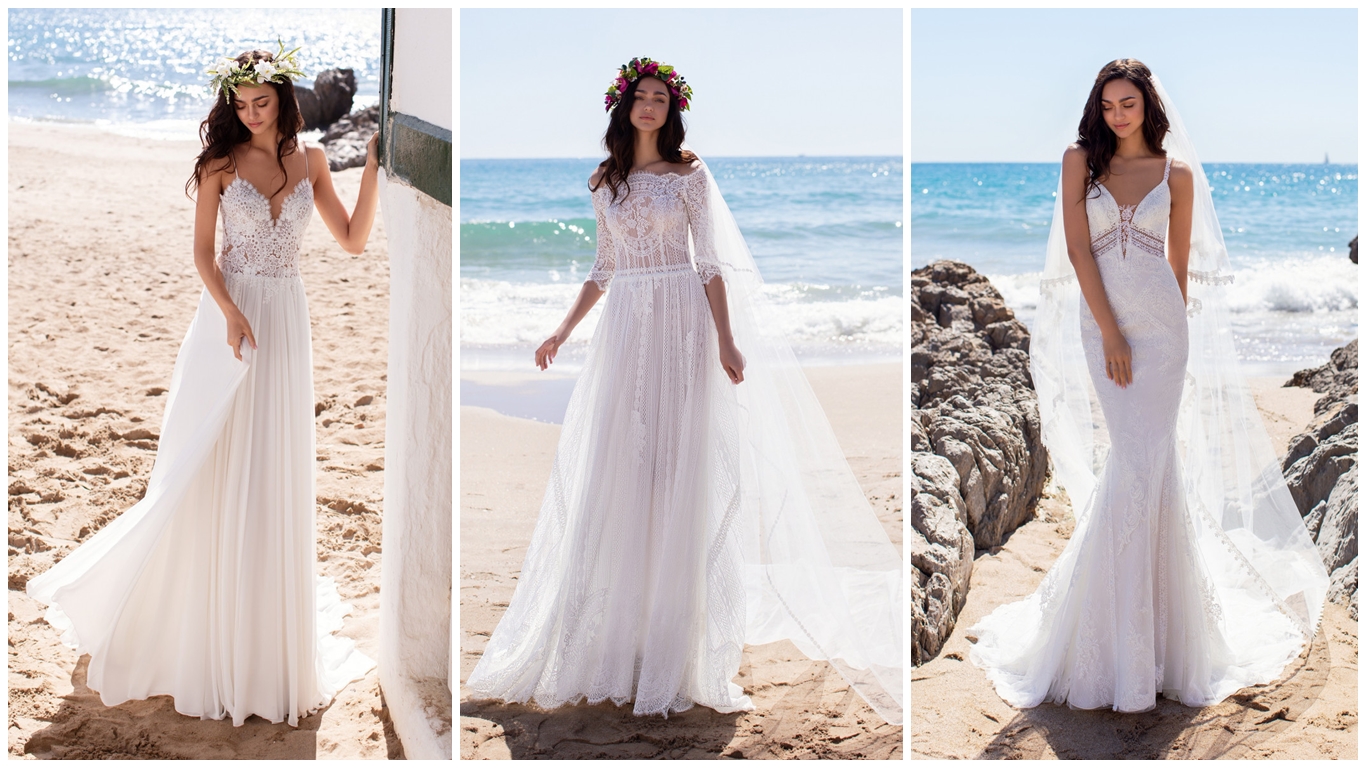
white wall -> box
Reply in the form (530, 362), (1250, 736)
(377, 8), (454, 760)
(391, 8), (453, 132)
(379, 169), (453, 760)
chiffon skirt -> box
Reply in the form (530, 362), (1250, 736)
(27, 274), (374, 726)
(466, 265), (753, 716)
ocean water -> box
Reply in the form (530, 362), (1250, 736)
(912, 163), (1359, 374)
(8, 7), (381, 139)
(461, 157), (903, 371)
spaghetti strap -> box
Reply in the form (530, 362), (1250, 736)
(302, 141), (309, 177)
(1163, 156), (1172, 181)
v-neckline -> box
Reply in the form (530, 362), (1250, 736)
(231, 176), (311, 224)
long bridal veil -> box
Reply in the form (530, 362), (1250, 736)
(1031, 78), (1329, 650)
(697, 159), (903, 724)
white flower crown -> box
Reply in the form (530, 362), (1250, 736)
(207, 40), (305, 103)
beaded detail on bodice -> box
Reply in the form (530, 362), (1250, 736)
(218, 166), (313, 280)
(589, 166), (722, 290)
(1087, 157), (1171, 261)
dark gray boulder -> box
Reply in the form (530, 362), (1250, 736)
(911, 260), (1049, 665)
(319, 105), (380, 172)
(1283, 338), (1358, 620)
(295, 68), (357, 131)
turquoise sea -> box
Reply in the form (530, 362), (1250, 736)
(912, 162), (1359, 374)
(461, 156), (904, 371)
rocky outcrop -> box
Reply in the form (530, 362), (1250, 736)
(320, 105), (380, 172)
(911, 260), (1049, 664)
(1283, 338), (1358, 620)
(295, 68), (357, 131)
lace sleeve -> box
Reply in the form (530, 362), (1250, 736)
(683, 167), (723, 285)
(588, 187), (615, 290)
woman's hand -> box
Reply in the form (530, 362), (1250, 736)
(365, 131), (379, 169)
(1102, 331), (1132, 388)
(719, 339), (745, 384)
(535, 333), (564, 371)
(226, 308), (256, 361)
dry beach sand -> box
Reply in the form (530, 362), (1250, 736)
(910, 376), (1359, 760)
(460, 363), (904, 759)
(8, 123), (399, 759)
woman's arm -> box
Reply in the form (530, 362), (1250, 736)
(309, 133), (380, 255)
(1166, 161), (1194, 303)
(1061, 146), (1131, 388)
(703, 275), (743, 384)
(682, 164), (744, 384)
(536, 173), (611, 370)
(192, 164), (256, 360)
(535, 281), (603, 370)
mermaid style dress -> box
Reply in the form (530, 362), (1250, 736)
(969, 158), (1306, 711)
(27, 147), (374, 726)
(466, 166), (756, 716)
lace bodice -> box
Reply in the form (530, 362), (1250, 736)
(589, 164), (722, 290)
(1086, 157), (1171, 261)
(218, 149), (314, 280)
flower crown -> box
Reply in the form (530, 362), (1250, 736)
(604, 57), (693, 113)
(206, 39), (306, 103)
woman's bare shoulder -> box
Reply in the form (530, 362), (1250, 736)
(589, 162), (607, 187)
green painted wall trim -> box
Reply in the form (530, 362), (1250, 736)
(384, 112), (452, 207)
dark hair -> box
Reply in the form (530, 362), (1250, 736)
(591, 75), (697, 202)
(1076, 58), (1170, 201)
(185, 48), (305, 199)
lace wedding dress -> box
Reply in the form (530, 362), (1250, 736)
(466, 166), (752, 715)
(26, 147), (374, 727)
(466, 160), (903, 722)
(969, 158), (1309, 711)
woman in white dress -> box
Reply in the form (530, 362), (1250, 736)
(465, 58), (903, 723)
(26, 44), (378, 727)
(969, 59), (1330, 712)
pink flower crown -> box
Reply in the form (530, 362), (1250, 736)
(604, 57), (693, 113)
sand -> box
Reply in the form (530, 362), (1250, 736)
(459, 362), (904, 759)
(910, 375), (1359, 759)
(7, 123), (398, 759)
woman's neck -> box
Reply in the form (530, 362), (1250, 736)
(248, 129), (283, 154)
(1113, 132), (1151, 160)
(633, 130), (663, 169)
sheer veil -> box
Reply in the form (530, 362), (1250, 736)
(1031, 78), (1330, 644)
(694, 158), (903, 724)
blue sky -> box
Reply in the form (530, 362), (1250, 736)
(912, 8), (1358, 163)
(460, 8), (902, 159)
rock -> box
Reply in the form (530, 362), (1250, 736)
(295, 68), (357, 131)
(1283, 338), (1358, 618)
(911, 260), (1048, 665)
(320, 105), (380, 172)
(1285, 339), (1356, 416)
(910, 452), (974, 665)
(1350, 235), (1357, 265)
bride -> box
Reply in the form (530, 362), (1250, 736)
(26, 43), (378, 726)
(968, 59), (1330, 712)
(465, 57), (903, 723)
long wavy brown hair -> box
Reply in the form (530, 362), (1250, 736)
(1076, 58), (1170, 201)
(185, 48), (305, 199)
(591, 75), (697, 202)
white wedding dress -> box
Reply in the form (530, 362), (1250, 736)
(467, 166), (751, 715)
(969, 158), (1307, 711)
(26, 147), (374, 727)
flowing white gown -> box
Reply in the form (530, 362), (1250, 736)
(26, 147), (374, 727)
(466, 166), (750, 716)
(969, 158), (1307, 711)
